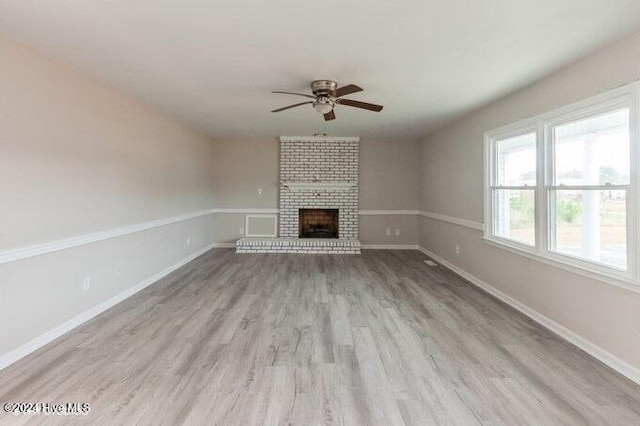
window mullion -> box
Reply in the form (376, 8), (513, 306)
(539, 123), (555, 254)
(535, 122), (543, 254)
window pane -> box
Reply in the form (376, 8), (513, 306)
(493, 189), (535, 246)
(551, 189), (626, 269)
(496, 132), (537, 186)
(553, 109), (630, 186)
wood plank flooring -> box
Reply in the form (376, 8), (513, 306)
(1, 249), (640, 425)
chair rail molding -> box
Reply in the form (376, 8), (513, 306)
(1, 208), (456, 264)
(0, 209), (218, 264)
(418, 210), (484, 231)
(359, 209), (420, 215)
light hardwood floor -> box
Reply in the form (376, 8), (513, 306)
(1, 249), (640, 425)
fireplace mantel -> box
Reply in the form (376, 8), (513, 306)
(282, 181), (356, 192)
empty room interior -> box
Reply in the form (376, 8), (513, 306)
(3, 1), (640, 424)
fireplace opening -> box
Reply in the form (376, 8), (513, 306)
(299, 209), (339, 238)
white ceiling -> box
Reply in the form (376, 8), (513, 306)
(2, 1), (640, 140)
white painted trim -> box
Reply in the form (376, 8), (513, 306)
(0, 243), (216, 371)
(0, 209), (217, 265)
(245, 214), (278, 238)
(361, 244), (419, 250)
(0, 207), (428, 265)
(417, 245), (640, 386)
(214, 208), (279, 214)
(418, 210), (484, 231)
(0, 208), (273, 265)
(359, 209), (420, 215)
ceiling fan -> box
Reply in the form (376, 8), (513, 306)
(271, 80), (383, 121)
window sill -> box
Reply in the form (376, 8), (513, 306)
(482, 237), (640, 295)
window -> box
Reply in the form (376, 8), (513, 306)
(492, 132), (537, 246)
(548, 109), (630, 270)
(485, 83), (638, 284)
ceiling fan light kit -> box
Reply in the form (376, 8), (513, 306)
(272, 80), (383, 121)
(313, 97), (334, 114)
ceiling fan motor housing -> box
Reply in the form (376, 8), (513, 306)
(311, 80), (338, 96)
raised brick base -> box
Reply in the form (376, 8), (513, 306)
(235, 238), (361, 254)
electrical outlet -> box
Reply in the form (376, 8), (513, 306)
(455, 245), (460, 255)
(239, 227), (245, 235)
(186, 237), (191, 246)
(258, 188), (263, 194)
(83, 276), (91, 291)
(386, 228), (391, 236)
(116, 266), (123, 277)
(395, 229), (400, 236)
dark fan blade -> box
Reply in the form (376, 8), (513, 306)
(271, 101), (313, 113)
(324, 110), (336, 121)
(272, 91), (316, 99)
(334, 84), (363, 97)
(337, 98), (383, 112)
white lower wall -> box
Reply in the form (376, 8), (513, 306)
(418, 215), (640, 381)
(0, 213), (217, 367)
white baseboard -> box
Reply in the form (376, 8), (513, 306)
(417, 246), (640, 385)
(361, 244), (419, 250)
(0, 243), (216, 372)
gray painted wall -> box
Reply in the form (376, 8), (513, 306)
(419, 30), (640, 371)
(210, 138), (421, 245)
(0, 37), (218, 361)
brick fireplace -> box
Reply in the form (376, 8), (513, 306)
(236, 135), (360, 254)
(278, 136), (359, 240)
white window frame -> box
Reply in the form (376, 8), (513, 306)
(484, 82), (640, 289)
(486, 124), (539, 250)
